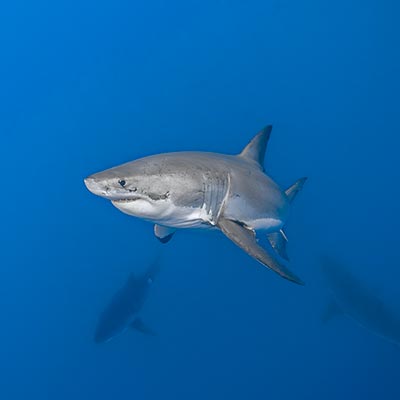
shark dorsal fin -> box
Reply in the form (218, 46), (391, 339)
(238, 125), (272, 167)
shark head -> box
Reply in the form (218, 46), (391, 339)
(84, 156), (180, 221)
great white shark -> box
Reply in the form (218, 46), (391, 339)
(322, 257), (400, 347)
(94, 259), (159, 343)
(84, 126), (306, 284)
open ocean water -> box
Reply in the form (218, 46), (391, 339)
(1, 1), (399, 399)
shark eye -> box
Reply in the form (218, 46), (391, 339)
(118, 179), (126, 187)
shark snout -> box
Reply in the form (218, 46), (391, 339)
(84, 177), (108, 197)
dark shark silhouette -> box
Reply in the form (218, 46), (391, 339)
(321, 257), (400, 347)
(94, 259), (159, 343)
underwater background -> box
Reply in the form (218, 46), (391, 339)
(1, 1), (399, 399)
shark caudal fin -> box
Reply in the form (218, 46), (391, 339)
(285, 177), (307, 203)
(217, 218), (304, 285)
(238, 125), (272, 169)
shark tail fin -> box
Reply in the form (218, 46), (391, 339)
(285, 177), (307, 203)
(238, 125), (272, 168)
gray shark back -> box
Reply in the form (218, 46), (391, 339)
(108, 151), (288, 226)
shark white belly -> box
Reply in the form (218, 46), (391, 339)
(113, 198), (214, 228)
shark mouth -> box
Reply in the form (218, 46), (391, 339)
(111, 198), (139, 204)
(112, 198), (135, 202)
(111, 191), (170, 204)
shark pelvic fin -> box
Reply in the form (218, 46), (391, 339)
(285, 177), (307, 203)
(154, 224), (176, 243)
(267, 230), (289, 261)
(130, 318), (156, 335)
(217, 218), (304, 285)
(238, 125), (272, 168)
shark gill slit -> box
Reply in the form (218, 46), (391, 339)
(202, 173), (230, 225)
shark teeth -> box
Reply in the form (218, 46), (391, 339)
(112, 198), (136, 203)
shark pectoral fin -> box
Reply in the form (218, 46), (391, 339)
(217, 218), (304, 285)
(130, 318), (156, 335)
(154, 224), (176, 244)
(321, 301), (342, 324)
(267, 230), (289, 261)
(285, 177), (307, 203)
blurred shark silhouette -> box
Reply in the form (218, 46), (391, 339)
(94, 258), (160, 343)
(321, 257), (400, 347)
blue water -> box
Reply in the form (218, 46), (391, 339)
(1, 1), (400, 399)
